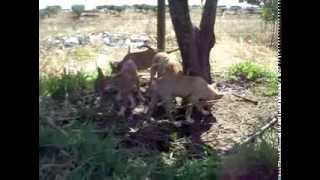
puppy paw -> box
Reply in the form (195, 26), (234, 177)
(186, 117), (194, 124)
(201, 110), (210, 115)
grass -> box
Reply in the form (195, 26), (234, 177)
(39, 71), (96, 100)
(219, 127), (278, 180)
(40, 11), (278, 81)
(228, 61), (278, 96)
(39, 120), (278, 180)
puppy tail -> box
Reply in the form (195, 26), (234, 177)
(127, 44), (131, 54)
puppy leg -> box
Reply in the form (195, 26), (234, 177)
(195, 102), (210, 115)
(191, 96), (210, 115)
(128, 93), (136, 109)
(118, 106), (126, 116)
(115, 92), (121, 101)
(146, 92), (159, 118)
(137, 90), (145, 102)
(185, 104), (195, 123)
(163, 97), (175, 121)
(150, 65), (157, 85)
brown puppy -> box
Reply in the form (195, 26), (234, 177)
(113, 59), (144, 116)
(112, 45), (180, 73)
(146, 74), (223, 123)
(150, 52), (183, 84)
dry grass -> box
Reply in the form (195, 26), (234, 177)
(202, 91), (277, 152)
(40, 10), (277, 79)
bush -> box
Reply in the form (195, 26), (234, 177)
(261, 0), (277, 23)
(39, 9), (49, 19)
(72, 5), (85, 17)
(228, 61), (278, 96)
(45, 5), (61, 17)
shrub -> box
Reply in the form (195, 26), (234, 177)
(228, 61), (278, 96)
(45, 5), (61, 17)
(39, 71), (95, 99)
(72, 5), (85, 17)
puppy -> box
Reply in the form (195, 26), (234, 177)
(147, 73), (223, 123)
(112, 45), (180, 73)
(113, 59), (144, 116)
(150, 52), (183, 84)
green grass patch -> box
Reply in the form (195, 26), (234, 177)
(39, 71), (96, 99)
(228, 61), (278, 96)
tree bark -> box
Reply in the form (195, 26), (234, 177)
(168, 0), (218, 83)
(157, 0), (166, 52)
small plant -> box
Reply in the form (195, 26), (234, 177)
(228, 61), (278, 96)
(228, 61), (265, 81)
(72, 5), (85, 17)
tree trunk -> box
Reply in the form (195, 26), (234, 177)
(157, 0), (166, 52)
(168, 0), (218, 83)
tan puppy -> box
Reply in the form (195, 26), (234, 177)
(146, 74), (223, 123)
(150, 52), (183, 84)
(113, 59), (144, 116)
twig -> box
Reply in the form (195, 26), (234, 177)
(241, 117), (278, 145)
(222, 116), (278, 155)
(166, 47), (180, 54)
(40, 161), (72, 170)
(70, 129), (109, 134)
(231, 93), (258, 105)
(45, 119), (69, 137)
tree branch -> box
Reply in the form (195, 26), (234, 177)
(168, 0), (196, 74)
(199, 0), (218, 48)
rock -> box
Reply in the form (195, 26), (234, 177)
(78, 35), (90, 45)
(130, 34), (150, 48)
(103, 36), (112, 46)
(63, 36), (79, 47)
